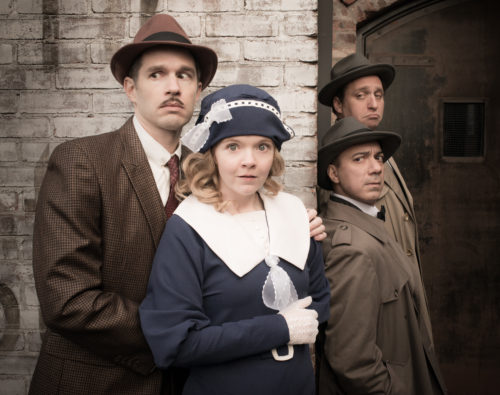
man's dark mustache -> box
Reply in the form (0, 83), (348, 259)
(160, 98), (184, 107)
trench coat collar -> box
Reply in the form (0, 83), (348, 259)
(379, 158), (415, 219)
(326, 199), (390, 245)
(175, 191), (311, 277)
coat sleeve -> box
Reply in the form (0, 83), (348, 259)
(139, 216), (290, 369)
(307, 239), (330, 324)
(33, 141), (154, 374)
(323, 244), (393, 394)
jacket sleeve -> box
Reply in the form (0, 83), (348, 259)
(323, 244), (393, 394)
(139, 216), (290, 369)
(33, 141), (154, 374)
(307, 239), (330, 324)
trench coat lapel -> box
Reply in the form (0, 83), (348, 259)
(327, 201), (390, 245)
(119, 118), (167, 248)
(381, 158), (415, 220)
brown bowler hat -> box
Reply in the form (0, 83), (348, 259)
(110, 14), (218, 89)
(318, 53), (395, 109)
(317, 117), (401, 190)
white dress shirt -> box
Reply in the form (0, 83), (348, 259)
(134, 116), (182, 205)
(332, 193), (379, 218)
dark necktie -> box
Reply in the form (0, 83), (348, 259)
(165, 155), (179, 219)
(377, 205), (386, 221)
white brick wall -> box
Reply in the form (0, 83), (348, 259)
(0, 0), (354, 392)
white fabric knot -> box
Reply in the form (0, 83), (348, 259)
(181, 99), (232, 152)
(262, 255), (298, 311)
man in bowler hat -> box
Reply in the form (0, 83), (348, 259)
(29, 14), (325, 395)
(316, 117), (446, 395)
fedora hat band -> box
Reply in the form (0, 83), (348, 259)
(143, 31), (191, 44)
(332, 63), (370, 78)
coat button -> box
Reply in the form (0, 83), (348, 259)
(394, 289), (399, 297)
(403, 213), (410, 221)
(406, 249), (413, 256)
(340, 225), (348, 230)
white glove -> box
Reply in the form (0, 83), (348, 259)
(278, 296), (319, 345)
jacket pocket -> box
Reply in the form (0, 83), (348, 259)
(377, 283), (411, 365)
(386, 359), (410, 395)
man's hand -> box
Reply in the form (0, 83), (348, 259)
(307, 208), (326, 241)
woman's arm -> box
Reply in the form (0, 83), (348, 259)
(306, 239), (330, 323)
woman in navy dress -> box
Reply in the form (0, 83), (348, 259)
(139, 84), (330, 395)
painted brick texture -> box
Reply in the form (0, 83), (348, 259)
(0, 2), (323, 391)
(1, 1), (405, 392)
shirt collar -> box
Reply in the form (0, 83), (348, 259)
(133, 116), (182, 166)
(332, 193), (379, 217)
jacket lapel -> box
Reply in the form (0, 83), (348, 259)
(382, 158), (415, 219)
(119, 118), (167, 248)
(327, 201), (389, 245)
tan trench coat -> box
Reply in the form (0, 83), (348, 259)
(319, 158), (420, 272)
(317, 200), (447, 395)
(319, 157), (435, 340)
(29, 118), (188, 395)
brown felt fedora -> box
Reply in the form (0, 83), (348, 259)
(110, 14), (217, 89)
(317, 117), (401, 190)
(318, 53), (395, 108)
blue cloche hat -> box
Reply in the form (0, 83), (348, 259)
(181, 84), (294, 153)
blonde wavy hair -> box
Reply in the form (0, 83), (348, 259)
(176, 146), (285, 212)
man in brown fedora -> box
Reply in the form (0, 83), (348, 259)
(29, 14), (325, 395)
(315, 117), (447, 395)
(28, 14), (215, 395)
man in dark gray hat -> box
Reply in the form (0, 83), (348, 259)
(318, 53), (423, 295)
(316, 117), (447, 395)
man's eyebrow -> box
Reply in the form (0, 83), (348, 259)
(354, 86), (383, 92)
(178, 65), (196, 74)
(144, 64), (196, 73)
(144, 64), (165, 73)
(351, 150), (370, 157)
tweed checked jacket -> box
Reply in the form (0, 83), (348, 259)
(30, 117), (189, 395)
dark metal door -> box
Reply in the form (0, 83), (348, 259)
(360, 0), (500, 393)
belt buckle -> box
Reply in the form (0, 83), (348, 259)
(271, 345), (294, 361)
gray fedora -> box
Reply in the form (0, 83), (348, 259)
(318, 53), (395, 108)
(317, 117), (401, 190)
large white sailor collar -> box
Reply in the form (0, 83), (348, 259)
(175, 191), (310, 277)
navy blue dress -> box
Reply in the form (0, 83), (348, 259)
(140, 211), (329, 395)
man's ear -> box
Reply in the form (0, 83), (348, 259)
(195, 81), (202, 101)
(327, 164), (339, 184)
(333, 96), (343, 115)
(123, 76), (136, 104)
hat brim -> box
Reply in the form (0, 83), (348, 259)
(317, 130), (401, 190)
(318, 64), (395, 107)
(110, 41), (218, 89)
